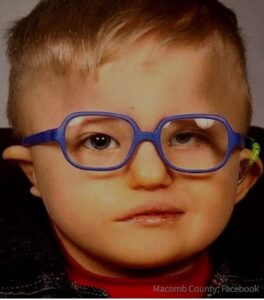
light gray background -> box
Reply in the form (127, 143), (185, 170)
(0, 0), (263, 128)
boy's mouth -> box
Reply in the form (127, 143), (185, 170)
(115, 204), (185, 226)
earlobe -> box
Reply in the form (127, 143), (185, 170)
(235, 148), (263, 203)
(2, 145), (42, 198)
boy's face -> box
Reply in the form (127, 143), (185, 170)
(14, 41), (255, 276)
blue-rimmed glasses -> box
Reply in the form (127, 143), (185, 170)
(22, 112), (245, 173)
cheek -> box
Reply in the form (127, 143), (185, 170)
(185, 164), (239, 246)
(32, 155), (132, 267)
(35, 164), (112, 258)
(31, 148), (106, 227)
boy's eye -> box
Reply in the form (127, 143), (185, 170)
(82, 133), (119, 150)
(169, 131), (208, 146)
(170, 133), (193, 145)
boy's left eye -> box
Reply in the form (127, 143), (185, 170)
(169, 131), (207, 147)
(82, 133), (119, 150)
(170, 132), (193, 145)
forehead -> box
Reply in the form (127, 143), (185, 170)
(98, 40), (229, 100)
(23, 40), (244, 132)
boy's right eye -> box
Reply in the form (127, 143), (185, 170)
(81, 133), (119, 151)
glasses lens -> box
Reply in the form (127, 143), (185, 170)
(161, 117), (228, 171)
(65, 115), (133, 169)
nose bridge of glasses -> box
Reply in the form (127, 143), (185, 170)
(135, 131), (159, 144)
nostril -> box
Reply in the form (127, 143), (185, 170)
(129, 170), (173, 190)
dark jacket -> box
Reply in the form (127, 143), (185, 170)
(1, 128), (264, 298)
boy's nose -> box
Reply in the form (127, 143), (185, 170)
(127, 142), (172, 190)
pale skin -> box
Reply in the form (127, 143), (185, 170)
(3, 40), (263, 278)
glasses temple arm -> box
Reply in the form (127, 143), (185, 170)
(22, 129), (58, 146)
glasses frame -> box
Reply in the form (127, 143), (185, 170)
(22, 111), (245, 173)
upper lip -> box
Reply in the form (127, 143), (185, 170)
(115, 204), (185, 221)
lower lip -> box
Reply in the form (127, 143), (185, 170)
(122, 213), (184, 226)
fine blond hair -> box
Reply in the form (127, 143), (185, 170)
(6, 0), (251, 137)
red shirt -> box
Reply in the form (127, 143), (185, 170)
(63, 250), (212, 298)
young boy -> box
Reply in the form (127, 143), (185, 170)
(1, 0), (263, 297)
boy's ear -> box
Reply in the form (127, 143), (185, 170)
(235, 148), (263, 204)
(2, 145), (42, 198)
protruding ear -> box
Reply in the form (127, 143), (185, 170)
(235, 148), (263, 203)
(2, 145), (41, 197)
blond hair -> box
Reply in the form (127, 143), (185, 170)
(6, 0), (251, 137)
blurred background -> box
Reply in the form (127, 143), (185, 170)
(0, 0), (263, 128)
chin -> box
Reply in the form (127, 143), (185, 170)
(99, 249), (199, 278)
(109, 246), (188, 270)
